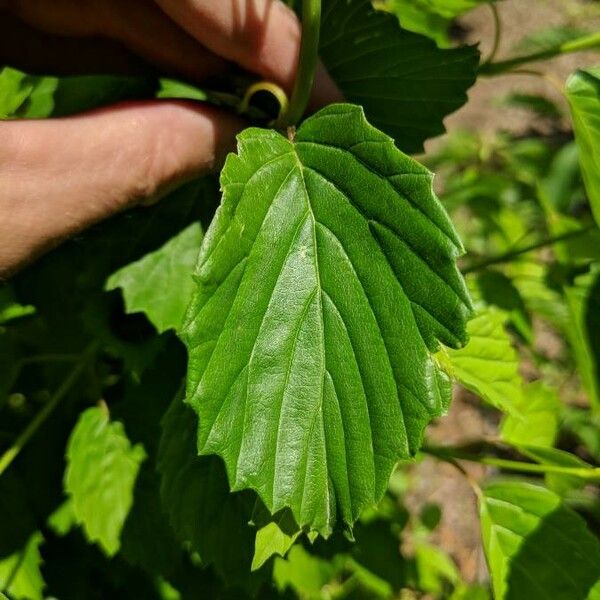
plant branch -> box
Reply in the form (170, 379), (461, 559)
(483, 2), (502, 65)
(461, 225), (595, 274)
(423, 445), (600, 481)
(479, 32), (600, 76)
(278, 0), (321, 127)
(0, 343), (98, 478)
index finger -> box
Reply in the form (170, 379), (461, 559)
(153, 0), (342, 109)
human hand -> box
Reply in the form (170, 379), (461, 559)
(0, 0), (341, 277)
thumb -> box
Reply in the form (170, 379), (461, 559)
(0, 101), (243, 276)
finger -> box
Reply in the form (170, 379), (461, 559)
(104, 0), (228, 83)
(0, 101), (243, 277)
(154, 0), (343, 107)
(0, 11), (152, 77)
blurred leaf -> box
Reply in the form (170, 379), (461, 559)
(0, 532), (44, 600)
(0, 285), (34, 325)
(450, 584), (491, 600)
(414, 542), (460, 594)
(517, 446), (599, 495)
(567, 66), (600, 227)
(507, 262), (570, 332)
(439, 309), (523, 414)
(22, 74), (156, 119)
(157, 79), (207, 101)
(0, 67), (34, 117)
(46, 501), (76, 538)
(501, 382), (560, 448)
(564, 266), (600, 409)
(516, 26), (592, 54)
(65, 406), (146, 556)
(273, 545), (335, 599)
(380, 0), (451, 47)
(474, 271), (532, 342)
(562, 407), (600, 463)
(106, 223), (203, 334)
(499, 93), (563, 120)
(480, 481), (600, 600)
(320, 0), (479, 153)
(539, 142), (581, 214)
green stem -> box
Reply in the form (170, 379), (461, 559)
(483, 2), (502, 65)
(278, 0), (321, 127)
(423, 446), (600, 481)
(0, 343), (97, 477)
(479, 32), (600, 76)
(461, 225), (594, 274)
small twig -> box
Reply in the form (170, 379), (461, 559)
(483, 2), (502, 65)
(510, 68), (566, 95)
(423, 445), (600, 481)
(421, 447), (483, 498)
(461, 225), (594, 274)
(0, 343), (98, 477)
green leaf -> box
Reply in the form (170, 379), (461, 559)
(562, 407), (600, 463)
(480, 481), (600, 600)
(0, 532), (44, 600)
(567, 67), (600, 227)
(157, 394), (259, 585)
(0, 67), (34, 117)
(379, 0), (452, 47)
(439, 308), (523, 414)
(252, 516), (300, 572)
(320, 0), (479, 153)
(381, 0), (490, 47)
(65, 406), (146, 556)
(516, 27), (592, 54)
(273, 545), (336, 599)
(500, 382), (560, 448)
(499, 92), (563, 120)
(0, 285), (34, 325)
(120, 466), (182, 576)
(564, 266), (600, 409)
(106, 223), (203, 333)
(414, 542), (460, 594)
(182, 103), (471, 535)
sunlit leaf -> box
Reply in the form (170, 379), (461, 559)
(65, 406), (146, 556)
(501, 382), (560, 448)
(480, 481), (600, 600)
(0, 533), (44, 600)
(567, 66), (600, 227)
(182, 103), (470, 535)
(252, 515), (300, 572)
(439, 309), (523, 414)
(106, 223), (203, 333)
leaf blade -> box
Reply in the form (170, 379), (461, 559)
(182, 104), (470, 534)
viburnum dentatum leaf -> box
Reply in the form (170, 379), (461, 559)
(320, 0), (480, 153)
(182, 103), (472, 535)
